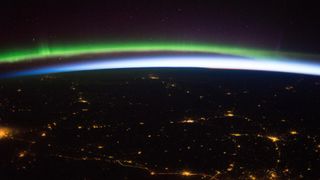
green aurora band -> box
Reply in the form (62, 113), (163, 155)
(0, 41), (319, 63)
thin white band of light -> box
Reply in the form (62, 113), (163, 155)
(8, 56), (320, 77)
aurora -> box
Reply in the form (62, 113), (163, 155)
(0, 41), (319, 63)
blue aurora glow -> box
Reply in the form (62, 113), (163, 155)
(3, 55), (320, 77)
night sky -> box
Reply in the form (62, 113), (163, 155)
(0, 1), (319, 53)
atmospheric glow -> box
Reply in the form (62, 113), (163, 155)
(3, 55), (320, 77)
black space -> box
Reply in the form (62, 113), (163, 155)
(0, 1), (319, 53)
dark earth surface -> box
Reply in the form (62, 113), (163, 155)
(0, 69), (320, 179)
